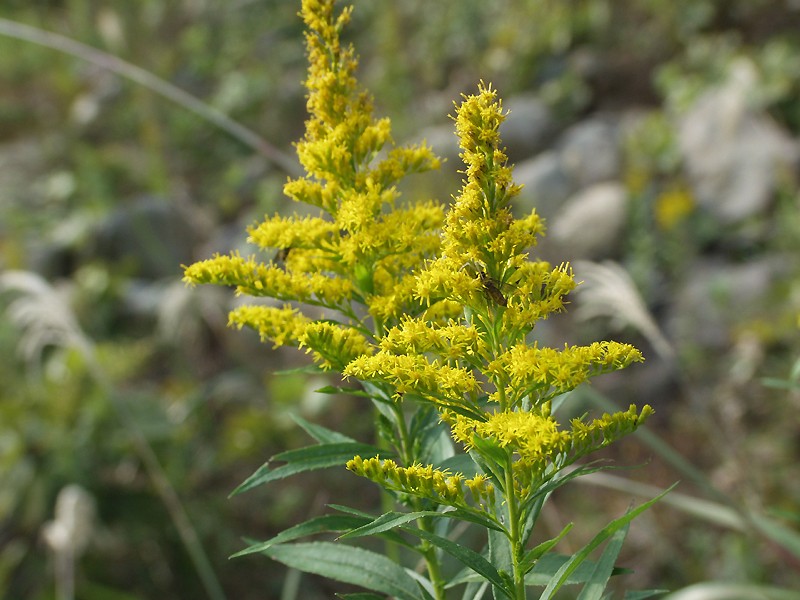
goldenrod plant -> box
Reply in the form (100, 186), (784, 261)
(183, 1), (665, 598)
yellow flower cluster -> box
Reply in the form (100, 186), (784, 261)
(343, 352), (479, 407)
(409, 83), (576, 346)
(183, 0), (444, 360)
(444, 403), (652, 491)
(182, 252), (354, 306)
(228, 305), (311, 348)
(347, 456), (495, 509)
(299, 321), (374, 371)
(487, 341), (644, 407)
(570, 404), (655, 455)
(379, 318), (489, 364)
(184, 0), (654, 530)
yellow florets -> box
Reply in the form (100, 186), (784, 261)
(228, 304), (311, 348)
(299, 321), (375, 371)
(343, 352), (479, 407)
(186, 0), (653, 532)
(347, 456), (495, 509)
(487, 341), (644, 407)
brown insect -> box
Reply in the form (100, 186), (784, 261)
(478, 271), (508, 308)
(273, 247), (292, 269)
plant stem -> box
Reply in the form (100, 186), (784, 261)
(391, 402), (447, 600)
(505, 453), (526, 600)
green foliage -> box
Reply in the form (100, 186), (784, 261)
(182, 2), (662, 599)
(2, 0), (799, 598)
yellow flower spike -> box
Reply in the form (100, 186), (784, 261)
(346, 455), (364, 473)
(569, 404), (654, 456)
(188, 6), (655, 592)
(299, 321), (374, 371)
(344, 352), (479, 408)
(228, 305), (311, 348)
(246, 215), (339, 252)
(465, 474), (492, 504)
(488, 341), (644, 407)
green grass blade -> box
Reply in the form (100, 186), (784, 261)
(624, 590), (669, 599)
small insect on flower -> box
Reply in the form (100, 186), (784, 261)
(478, 271), (508, 308)
(273, 247), (292, 269)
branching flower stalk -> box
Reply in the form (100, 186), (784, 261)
(184, 1), (656, 598)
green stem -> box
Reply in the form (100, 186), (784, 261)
(390, 402), (447, 600)
(505, 452), (526, 600)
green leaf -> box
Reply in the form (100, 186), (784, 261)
(576, 520), (628, 600)
(538, 484), (675, 599)
(760, 377), (800, 391)
(338, 510), (442, 540)
(519, 523), (573, 574)
(315, 385), (371, 397)
(661, 582), (799, 600)
(750, 511), (800, 560)
(487, 506), (513, 600)
(291, 413), (355, 444)
(340, 509), (503, 541)
(460, 580), (490, 600)
(624, 590), (669, 600)
(438, 452), (482, 478)
(231, 514), (369, 558)
(400, 525), (511, 598)
(230, 442), (387, 496)
(336, 594), (386, 600)
(274, 365), (324, 375)
(263, 542), (424, 600)
(525, 554), (606, 586)
(412, 405), (454, 466)
(326, 505), (421, 549)
(520, 461), (614, 520)
(468, 449), (505, 490)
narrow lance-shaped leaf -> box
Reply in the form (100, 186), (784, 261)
(340, 509), (504, 541)
(538, 484), (676, 599)
(291, 413), (356, 444)
(263, 542), (424, 600)
(576, 521), (629, 600)
(230, 442), (389, 496)
(519, 523), (574, 575)
(231, 514), (370, 558)
(525, 554), (622, 587)
(400, 524), (512, 598)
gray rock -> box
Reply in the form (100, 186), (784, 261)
(549, 182), (628, 260)
(668, 256), (790, 350)
(513, 151), (575, 221)
(501, 94), (558, 160)
(417, 123), (461, 165)
(679, 58), (799, 224)
(93, 196), (197, 279)
(557, 117), (622, 187)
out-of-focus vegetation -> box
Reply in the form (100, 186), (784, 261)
(1, 1), (798, 599)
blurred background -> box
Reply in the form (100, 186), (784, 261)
(1, 1), (799, 598)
